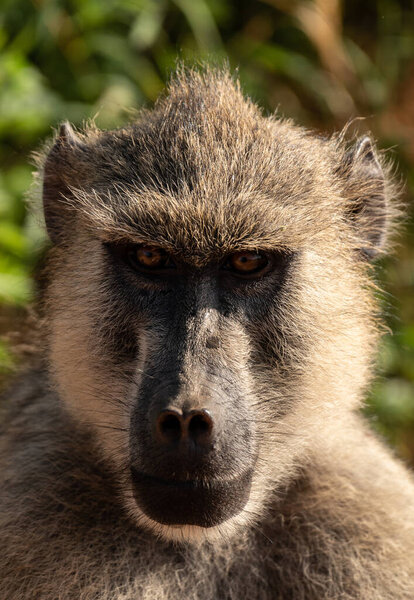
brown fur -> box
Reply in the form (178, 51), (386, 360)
(1, 67), (414, 599)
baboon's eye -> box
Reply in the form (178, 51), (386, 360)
(129, 245), (174, 270)
(224, 251), (269, 277)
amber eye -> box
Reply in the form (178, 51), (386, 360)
(225, 251), (269, 276)
(129, 245), (172, 270)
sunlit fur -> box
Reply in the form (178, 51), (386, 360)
(1, 67), (414, 599)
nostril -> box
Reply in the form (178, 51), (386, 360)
(187, 410), (213, 443)
(155, 408), (214, 445)
(156, 410), (182, 443)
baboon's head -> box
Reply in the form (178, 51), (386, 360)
(40, 69), (394, 542)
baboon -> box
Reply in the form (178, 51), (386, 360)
(1, 67), (414, 600)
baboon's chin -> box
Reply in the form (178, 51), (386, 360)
(130, 467), (253, 531)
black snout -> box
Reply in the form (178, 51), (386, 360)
(130, 371), (255, 528)
(156, 408), (213, 446)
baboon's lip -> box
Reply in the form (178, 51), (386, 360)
(133, 472), (216, 489)
(130, 467), (253, 528)
(131, 470), (249, 490)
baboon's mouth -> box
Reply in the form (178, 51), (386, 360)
(130, 467), (253, 528)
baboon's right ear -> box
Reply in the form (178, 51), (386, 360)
(341, 136), (388, 260)
(42, 122), (86, 244)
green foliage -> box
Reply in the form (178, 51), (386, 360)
(0, 0), (413, 460)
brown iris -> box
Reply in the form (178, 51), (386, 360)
(118, 244), (271, 278)
(226, 251), (269, 276)
(131, 245), (171, 270)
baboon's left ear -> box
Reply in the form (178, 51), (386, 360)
(343, 136), (387, 260)
(42, 122), (87, 245)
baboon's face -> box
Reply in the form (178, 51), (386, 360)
(42, 72), (387, 541)
(107, 242), (294, 531)
(49, 228), (305, 540)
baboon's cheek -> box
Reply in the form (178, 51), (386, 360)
(130, 468), (253, 528)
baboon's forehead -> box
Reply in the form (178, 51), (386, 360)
(74, 181), (340, 262)
(69, 72), (344, 258)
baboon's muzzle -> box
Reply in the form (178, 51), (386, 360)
(130, 383), (255, 528)
(128, 293), (255, 529)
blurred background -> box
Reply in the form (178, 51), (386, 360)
(0, 0), (413, 463)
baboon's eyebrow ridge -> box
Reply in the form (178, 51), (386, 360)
(70, 184), (341, 261)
